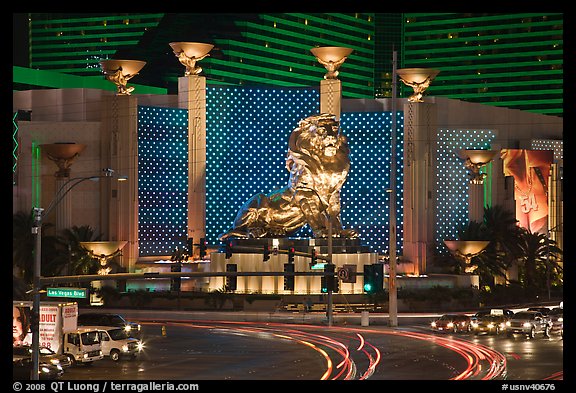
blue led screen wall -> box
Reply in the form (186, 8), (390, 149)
(137, 87), (406, 256)
(138, 106), (189, 256)
(435, 129), (496, 253)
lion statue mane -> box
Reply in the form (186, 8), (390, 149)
(219, 113), (358, 240)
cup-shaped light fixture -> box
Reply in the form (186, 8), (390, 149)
(40, 143), (87, 177)
(169, 42), (214, 76)
(80, 241), (128, 274)
(100, 59), (146, 95)
(310, 46), (353, 80)
(444, 240), (490, 273)
(396, 68), (440, 102)
(458, 149), (498, 184)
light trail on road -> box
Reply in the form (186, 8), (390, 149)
(142, 319), (507, 380)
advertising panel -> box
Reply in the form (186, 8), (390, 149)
(501, 149), (553, 234)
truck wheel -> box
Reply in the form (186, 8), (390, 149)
(110, 349), (121, 361)
(544, 325), (550, 338)
(65, 354), (76, 367)
(529, 327), (536, 339)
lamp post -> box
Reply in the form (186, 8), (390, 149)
(546, 223), (563, 300)
(30, 168), (126, 379)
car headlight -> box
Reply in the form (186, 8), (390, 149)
(487, 323), (494, 329)
(84, 353), (89, 359)
(431, 322), (437, 327)
(41, 366), (50, 373)
(558, 317), (563, 322)
(122, 345), (129, 352)
(137, 342), (144, 351)
(50, 359), (60, 365)
(472, 322), (478, 328)
(447, 322), (454, 328)
(523, 322), (531, 328)
(506, 321), (511, 327)
(124, 325), (132, 332)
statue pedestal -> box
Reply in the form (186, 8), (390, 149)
(209, 238), (377, 295)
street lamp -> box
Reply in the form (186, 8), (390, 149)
(30, 168), (126, 379)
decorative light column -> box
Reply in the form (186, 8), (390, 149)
(170, 42), (214, 245)
(40, 143), (86, 232)
(458, 149), (497, 223)
(100, 60), (145, 273)
(100, 59), (146, 96)
(310, 46), (353, 120)
(397, 68), (440, 275)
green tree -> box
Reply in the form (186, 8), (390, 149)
(517, 228), (563, 295)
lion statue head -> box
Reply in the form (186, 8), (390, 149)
(219, 113), (357, 240)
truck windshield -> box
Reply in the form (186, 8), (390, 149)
(81, 331), (100, 345)
(108, 328), (131, 341)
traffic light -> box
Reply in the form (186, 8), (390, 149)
(310, 248), (317, 267)
(363, 263), (383, 294)
(288, 247), (295, 264)
(263, 245), (270, 262)
(225, 241), (233, 259)
(325, 264), (339, 293)
(199, 238), (207, 259)
(283, 263), (295, 291)
(225, 263), (237, 291)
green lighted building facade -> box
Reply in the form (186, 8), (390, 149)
(19, 13), (563, 116)
(402, 13), (563, 116)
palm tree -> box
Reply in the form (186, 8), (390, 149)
(12, 210), (35, 284)
(517, 228), (563, 296)
(56, 225), (103, 276)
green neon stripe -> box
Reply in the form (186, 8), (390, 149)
(12, 113), (18, 176)
(437, 89), (562, 99)
(405, 50), (562, 64)
(405, 19), (562, 37)
(404, 30), (562, 47)
(13, 66), (167, 94)
(32, 50), (116, 59)
(407, 59), (562, 71)
(404, 13), (561, 27)
(31, 143), (40, 208)
(32, 40), (140, 51)
(436, 69), (563, 81)
(32, 31), (147, 42)
(31, 22), (160, 35)
(30, 13), (164, 25)
(406, 40), (562, 55)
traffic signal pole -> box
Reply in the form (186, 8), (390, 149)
(389, 50), (398, 327)
(326, 215), (333, 327)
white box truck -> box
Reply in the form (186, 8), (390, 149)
(13, 301), (103, 365)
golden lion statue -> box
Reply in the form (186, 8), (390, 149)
(219, 113), (358, 240)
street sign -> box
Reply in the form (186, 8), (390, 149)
(46, 287), (87, 299)
(338, 265), (357, 283)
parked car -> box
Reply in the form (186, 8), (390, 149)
(547, 307), (563, 337)
(13, 356), (64, 380)
(505, 311), (552, 338)
(83, 326), (144, 361)
(13, 345), (72, 369)
(77, 312), (141, 338)
(431, 314), (472, 333)
(471, 314), (509, 335)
